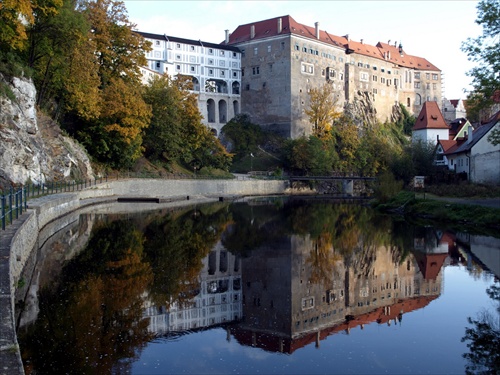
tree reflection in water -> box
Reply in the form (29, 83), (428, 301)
(462, 283), (500, 374)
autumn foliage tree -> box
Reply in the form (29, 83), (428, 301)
(305, 83), (342, 139)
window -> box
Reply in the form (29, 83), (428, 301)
(339, 72), (344, 80)
(339, 57), (344, 62)
(221, 70), (225, 77)
(190, 66), (195, 72)
(381, 77), (386, 84)
(241, 49), (245, 57)
(233, 52), (237, 57)
(208, 58), (214, 65)
(220, 51), (225, 56)
(156, 62), (160, 68)
(360, 72), (369, 81)
(302, 46), (307, 52)
(281, 42), (285, 50)
(426, 73), (430, 79)
(426, 83), (430, 89)
(394, 78), (399, 86)
(295, 44), (300, 51)
(267, 45), (271, 52)
(208, 68), (213, 75)
(373, 75), (378, 82)
(208, 48), (213, 54)
(241, 68), (244, 76)
(175, 54), (181, 60)
(381, 68), (385, 73)
(252, 66), (260, 75)
(233, 71), (237, 77)
(388, 70), (391, 74)
(373, 88), (378, 94)
(414, 72), (420, 79)
(373, 66), (377, 71)
(254, 47), (258, 55)
(268, 63), (273, 72)
(358, 62), (363, 67)
(190, 45), (195, 51)
(414, 82), (421, 89)
(155, 40), (160, 46)
(301, 62), (314, 75)
(433, 83), (437, 90)
(176, 43), (181, 49)
(432, 73), (438, 80)
(176, 64), (181, 71)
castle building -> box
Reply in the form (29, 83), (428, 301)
(225, 15), (443, 138)
(137, 32), (242, 135)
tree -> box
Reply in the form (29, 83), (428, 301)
(487, 127), (500, 146)
(0, 0), (62, 52)
(461, 0), (500, 115)
(62, 0), (152, 168)
(305, 83), (341, 139)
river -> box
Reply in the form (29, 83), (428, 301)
(16, 197), (500, 374)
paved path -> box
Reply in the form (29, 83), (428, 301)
(418, 194), (500, 209)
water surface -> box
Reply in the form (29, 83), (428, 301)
(17, 198), (500, 374)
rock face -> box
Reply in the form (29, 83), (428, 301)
(344, 90), (403, 128)
(0, 74), (93, 191)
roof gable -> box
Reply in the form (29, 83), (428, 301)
(450, 110), (500, 154)
(413, 102), (450, 131)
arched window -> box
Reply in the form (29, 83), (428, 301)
(407, 97), (411, 107)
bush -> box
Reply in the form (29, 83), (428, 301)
(374, 171), (403, 203)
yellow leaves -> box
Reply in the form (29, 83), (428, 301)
(306, 83), (342, 139)
(101, 77), (152, 145)
(0, 0), (62, 50)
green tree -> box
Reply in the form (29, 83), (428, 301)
(221, 114), (263, 158)
(283, 136), (334, 175)
(142, 75), (184, 162)
(461, 0), (500, 115)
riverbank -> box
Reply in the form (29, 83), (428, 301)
(0, 178), (288, 375)
(373, 191), (500, 235)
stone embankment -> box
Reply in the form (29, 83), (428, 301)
(0, 178), (288, 375)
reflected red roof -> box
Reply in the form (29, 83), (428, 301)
(230, 295), (439, 354)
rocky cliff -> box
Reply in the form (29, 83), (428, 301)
(0, 74), (93, 191)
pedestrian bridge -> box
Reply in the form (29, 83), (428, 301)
(289, 175), (376, 195)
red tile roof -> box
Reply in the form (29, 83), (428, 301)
(228, 15), (440, 71)
(438, 139), (458, 153)
(413, 101), (450, 130)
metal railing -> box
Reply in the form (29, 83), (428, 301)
(1, 177), (107, 230)
(0, 187), (27, 230)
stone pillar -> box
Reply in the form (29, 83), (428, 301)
(342, 179), (353, 196)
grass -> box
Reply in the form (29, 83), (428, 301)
(230, 148), (284, 174)
(372, 190), (500, 236)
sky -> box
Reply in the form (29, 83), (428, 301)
(123, 0), (482, 100)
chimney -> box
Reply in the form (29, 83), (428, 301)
(345, 34), (350, 41)
(388, 39), (391, 45)
(387, 51), (391, 59)
(360, 38), (363, 44)
(225, 29), (229, 44)
(315, 22), (319, 39)
(250, 25), (255, 39)
(467, 125), (473, 143)
(277, 18), (282, 33)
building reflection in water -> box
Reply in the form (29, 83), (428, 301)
(143, 225), (462, 353)
(143, 241), (243, 334)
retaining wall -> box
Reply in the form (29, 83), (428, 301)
(0, 178), (288, 375)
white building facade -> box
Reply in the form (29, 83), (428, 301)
(137, 32), (242, 135)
